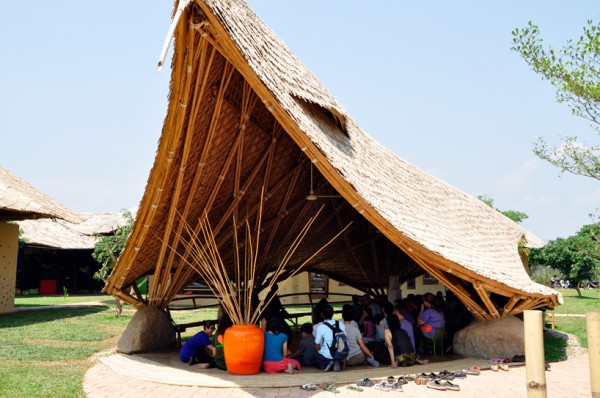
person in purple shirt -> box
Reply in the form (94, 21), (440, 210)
(417, 292), (445, 339)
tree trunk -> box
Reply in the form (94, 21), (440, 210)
(575, 284), (582, 297)
(114, 298), (123, 317)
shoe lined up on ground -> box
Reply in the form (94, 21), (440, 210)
(427, 380), (460, 391)
(357, 378), (374, 387)
(463, 366), (481, 375)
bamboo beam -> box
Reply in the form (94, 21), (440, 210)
(502, 295), (521, 316)
(153, 58), (235, 303)
(106, 13), (194, 294)
(131, 282), (145, 304)
(474, 281), (500, 318)
(157, 38), (218, 304)
(333, 208), (374, 288)
(149, 19), (199, 301)
(425, 267), (489, 320)
(509, 297), (534, 316)
(256, 161), (301, 273)
(113, 289), (143, 309)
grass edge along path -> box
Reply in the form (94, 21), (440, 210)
(1, 292), (597, 397)
(0, 306), (131, 398)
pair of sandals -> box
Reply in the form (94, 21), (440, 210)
(490, 358), (510, 371)
(491, 363), (510, 371)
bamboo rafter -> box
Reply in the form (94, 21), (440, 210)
(332, 201), (375, 289)
(156, 39), (220, 302)
(112, 16), (196, 296)
(474, 281), (499, 318)
(151, 41), (234, 303)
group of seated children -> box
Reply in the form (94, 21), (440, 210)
(179, 291), (450, 374)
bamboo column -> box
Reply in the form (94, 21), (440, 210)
(586, 312), (600, 398)
(524, 310), (547, 398)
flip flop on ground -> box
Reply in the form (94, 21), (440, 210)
(320, 384), (340, 394)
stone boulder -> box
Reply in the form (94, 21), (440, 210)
(117, 305), (175, 354)
(453, 316), (525, 359)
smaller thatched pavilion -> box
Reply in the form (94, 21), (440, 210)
(0, 166), (83, 313)
(17, 212), (128, 295)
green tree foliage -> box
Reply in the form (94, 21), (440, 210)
(511, 20), (600, 180)
(529, 223), (600, 296)
(91, 210), (134, 283)
(477, 195), (529, 223)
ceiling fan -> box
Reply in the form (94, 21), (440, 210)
(306, 162), (342, 201)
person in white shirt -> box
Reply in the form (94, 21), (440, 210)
(314, 305), (346, 371)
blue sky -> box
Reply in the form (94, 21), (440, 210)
(1, 1), (598, 241)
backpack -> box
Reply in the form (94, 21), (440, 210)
(323, 321), (349, 360)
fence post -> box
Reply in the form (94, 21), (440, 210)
(587, 312), (600, 398)
(524, 310), (547, 398)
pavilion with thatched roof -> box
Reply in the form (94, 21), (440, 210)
(17, 212), (128, 295)
(0, 166), (83, 313)
(105, 0), (560, 322)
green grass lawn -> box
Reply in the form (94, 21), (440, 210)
(552, 288), (600, 314)
(544, 287), (600, 354)
(1, 293), (596, 397)
(0, 306), (132, 398)
(14, 294), (115, 307)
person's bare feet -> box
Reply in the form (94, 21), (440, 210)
(416, 358), (430, 365)
(194, 363), (209, 369)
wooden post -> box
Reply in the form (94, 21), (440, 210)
(524, 310), (547, 398)
(586, 312), (600, 398)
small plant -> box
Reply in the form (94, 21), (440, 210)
(62, 286), (69, 301)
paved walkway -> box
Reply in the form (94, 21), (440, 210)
(84, 352), (592, 398)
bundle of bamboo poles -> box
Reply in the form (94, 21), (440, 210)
(173, 189), (350, 325)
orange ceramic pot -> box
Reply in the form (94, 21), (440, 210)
(223, 324), (264, 375)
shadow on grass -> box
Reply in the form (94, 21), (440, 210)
(544, 328), (570, 362)
(0, 307), (107, 329)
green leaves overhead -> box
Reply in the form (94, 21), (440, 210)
(512, 20), (600, 181)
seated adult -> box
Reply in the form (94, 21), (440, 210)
(312, 298), (328, 325)
(291, 322), (317, 366)
(398, 297), (417, 326)
(262, 318), (301, 374)
(179, 320), (217, 368)
(341, 305), (379, 367)
(417, 292), (445, 340)
(314, 304), (346, 371)
(261, 284), (293, 345)
(385, 312), (429, 368)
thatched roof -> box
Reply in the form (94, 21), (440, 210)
(105, 0), (560, 318)
(19, 212), (128, 249)
(0, 166), (82, 223)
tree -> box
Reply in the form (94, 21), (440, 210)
(511, 20), (600, 180)
(477, 195), (529, 223)
(91, 210), (134, 315)
(529, 223), (600, 296)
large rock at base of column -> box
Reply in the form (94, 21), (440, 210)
(453, 316), (525, 359)
(117, 305), (175, 354)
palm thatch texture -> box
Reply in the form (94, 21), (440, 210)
(170, 190), (350, 325)
(105, 0), (561, 319)
(0, 166), (82, 223)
